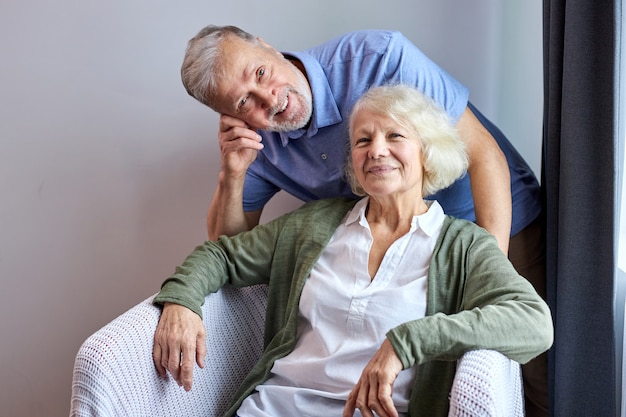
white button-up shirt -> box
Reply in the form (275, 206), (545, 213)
(237, 198), (445, 416)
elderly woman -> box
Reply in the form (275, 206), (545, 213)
(152, 85), (553, 417)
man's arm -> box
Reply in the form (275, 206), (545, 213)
(206, 172), (263, 240)
(455, 107), (512, 254)
(207, 114), (264, 241)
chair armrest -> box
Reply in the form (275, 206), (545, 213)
(448, 349), (524, 417)
(71, 289), (522, 416)
(70, 285), (268, 417)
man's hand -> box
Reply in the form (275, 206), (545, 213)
(343, 339), (403, 417)
(206, 115), (265, 240)
(153, 303), (207, 391)
(218, 114), (264, 178)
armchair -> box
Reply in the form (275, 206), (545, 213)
(70, 285), (524, 416)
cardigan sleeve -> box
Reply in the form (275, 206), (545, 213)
(387, 218), (553, 368)
(152, 198), (358, 319)
(152, 215), (287, 318)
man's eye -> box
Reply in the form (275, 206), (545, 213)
(258, 67), (265, 80)
(238, 97), (248, 110)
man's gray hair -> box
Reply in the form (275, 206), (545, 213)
(180, 25), (259, 109)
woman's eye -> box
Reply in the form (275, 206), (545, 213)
(355, 137), (370, 145)
(388, 133), (408, 142)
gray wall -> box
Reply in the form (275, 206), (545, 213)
(0, 1), (542, 416)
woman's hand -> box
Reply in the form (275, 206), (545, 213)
(343, 339), (403, 417)
(152, 303), (206, 391)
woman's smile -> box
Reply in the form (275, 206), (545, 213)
(367, 164), (397, 175)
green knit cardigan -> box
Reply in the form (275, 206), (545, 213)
(154, 197), (553, 417)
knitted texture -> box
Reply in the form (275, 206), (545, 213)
(70, 285), (268, 417)
(70, 285), (523, 416)
(448, 349), (524, 417)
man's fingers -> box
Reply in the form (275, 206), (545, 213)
(223, 125), (262, 142)
(219, 114), (249, 131)
(219, 115), (262, 144)
(220, 135), (264, 153)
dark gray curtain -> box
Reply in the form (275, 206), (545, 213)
(542, 0), (618, 416)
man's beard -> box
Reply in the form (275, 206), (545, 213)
(266, 71), (313, 132)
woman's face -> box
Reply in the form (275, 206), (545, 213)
(350, 108), (424, 199)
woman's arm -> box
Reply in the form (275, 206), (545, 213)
(153, 220), (281, 316)
(386, 223), (552, 369)
(150, 219), (283, 391)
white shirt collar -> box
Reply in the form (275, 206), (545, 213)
(345, 197), (445, 237)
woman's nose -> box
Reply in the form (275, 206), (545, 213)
(368, 137), (389, 159)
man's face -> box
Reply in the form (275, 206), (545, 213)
(212, 36), (313, 132)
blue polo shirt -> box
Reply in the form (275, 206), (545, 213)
(242, 30), (541, 236)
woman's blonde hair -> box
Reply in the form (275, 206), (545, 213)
(345, 84), (469, 197)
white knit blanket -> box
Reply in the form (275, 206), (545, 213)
(70, 285), (523, 417)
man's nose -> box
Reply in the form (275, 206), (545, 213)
(258, 88), (279, 110)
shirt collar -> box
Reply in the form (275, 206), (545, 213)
(413, 200), (446, 237)
(276, 50), (343, 147)
(345, 197), (369, 226)
(345, 197), (445, 237)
